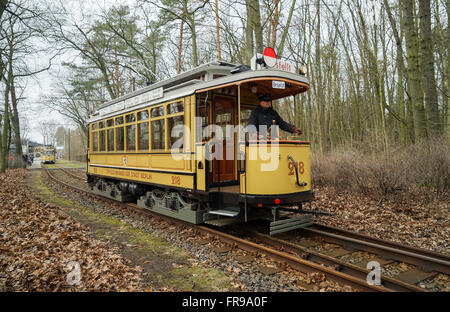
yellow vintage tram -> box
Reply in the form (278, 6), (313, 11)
(42, 146), (56, 164)
(87, 50), (313, 234)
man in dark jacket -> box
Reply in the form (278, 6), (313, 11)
(247, 94), (302, 139)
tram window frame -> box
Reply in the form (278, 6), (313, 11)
(167, 101), (185, 151)
(90, 98), (186, 154)
(116, 126), (124, 152)
(115, 116), (124, 125)
(137, 110), (149, 121)
(92, 127), (99, 152)
(126, 124), (136, 151)
(240, 104), (256, 126)
(150, 105), (165, 151)
(107, 126), (115, 152)
(151, 118), (165, 151)
(167, 115), (184, 150)
(151, 106), (165, 118)
(99, 130), (106, 152)
(168, 102), (184, 114)
(126, 113), (136, 123)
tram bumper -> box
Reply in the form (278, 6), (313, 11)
(240, 190), (314, 206)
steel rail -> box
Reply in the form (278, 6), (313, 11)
(42, 166), (386, 292)
(300, 225), (450, 275)
(250, 231), (426, 292)
(57, 167), (86, 182)
(311, 223), (450, 263)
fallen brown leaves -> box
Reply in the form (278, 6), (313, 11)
(313, 186), (449, 254)
(0, 169), (142, 291)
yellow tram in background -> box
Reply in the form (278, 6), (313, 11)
(87, 49), (314, 234)
(42, 146), (56, 164)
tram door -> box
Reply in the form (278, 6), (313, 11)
(212, 96), (236, 183)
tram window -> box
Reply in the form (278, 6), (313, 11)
(107, 128), (114, 151)
(168, 102), (184, 114)
(240, 106), (254, 125)
(151, 119), (165, 150)
(126, 113), (136, 123)
(138, 110), (149, 120)
(168, 116), (184, 149)
(92, 123), (98, 130)
(138, 122), (149, 150)
(151, 106), (165, 118)
(115, 116), (124, 125)
(197, 105), (209, 142)
(126, 125), (136, 151)
(92, 132), (98, 152)
(116, 127), (124, 151)
(99, 121), (105, 129)
(99, 130), (106, 151)
(107, 119), (114, 127)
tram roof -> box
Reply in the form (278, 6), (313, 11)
(89, 61), (310, 123)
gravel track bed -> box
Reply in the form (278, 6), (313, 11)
(43, 172), (356, 292)
(263, 232), (449, 292)
(51, 170), (90, 190)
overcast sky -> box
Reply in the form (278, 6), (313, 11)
(25, 0), (136, 144)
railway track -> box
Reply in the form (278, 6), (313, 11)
(303, 224), (450, 273)
(57, 167), (86, 181)
(248, 230), (448, 292)
(43, 166), (449, 292)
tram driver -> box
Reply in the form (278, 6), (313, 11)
(247, 94), (302, 140)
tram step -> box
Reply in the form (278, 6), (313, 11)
(208, 208), (240, 217)
(205, 217), (243, 227)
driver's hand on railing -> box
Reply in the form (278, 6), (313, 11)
(293, 127), (303, 135)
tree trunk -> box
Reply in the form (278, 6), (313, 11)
(190, 16), (198, 67)
(252, 0), (263, 53)
(177, 20), (184, 73)
(447, 0), (450, 142)
(0, 0), (8, 21)
(315, 0), (323, 154)
(214, 0), (221, 60)
(271, 0), (279, 47)
(244, 0), (254, 64)
(1, 71), (10, 173)
(9, 71), (23, 168)
(419, 0), (439, 135)
(277, 0), (296, 57)
(384, 0), (410, 143)
(245, 0), (263, 57)
(403, 0), (427, 140)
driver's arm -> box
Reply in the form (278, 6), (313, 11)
(273, 110), (302, 135)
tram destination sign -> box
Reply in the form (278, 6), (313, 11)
(100, 87), (164, 116)
(272, 59), (296, 74)
(252, 48), (296, 74)
(124, 87), (164, 109)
